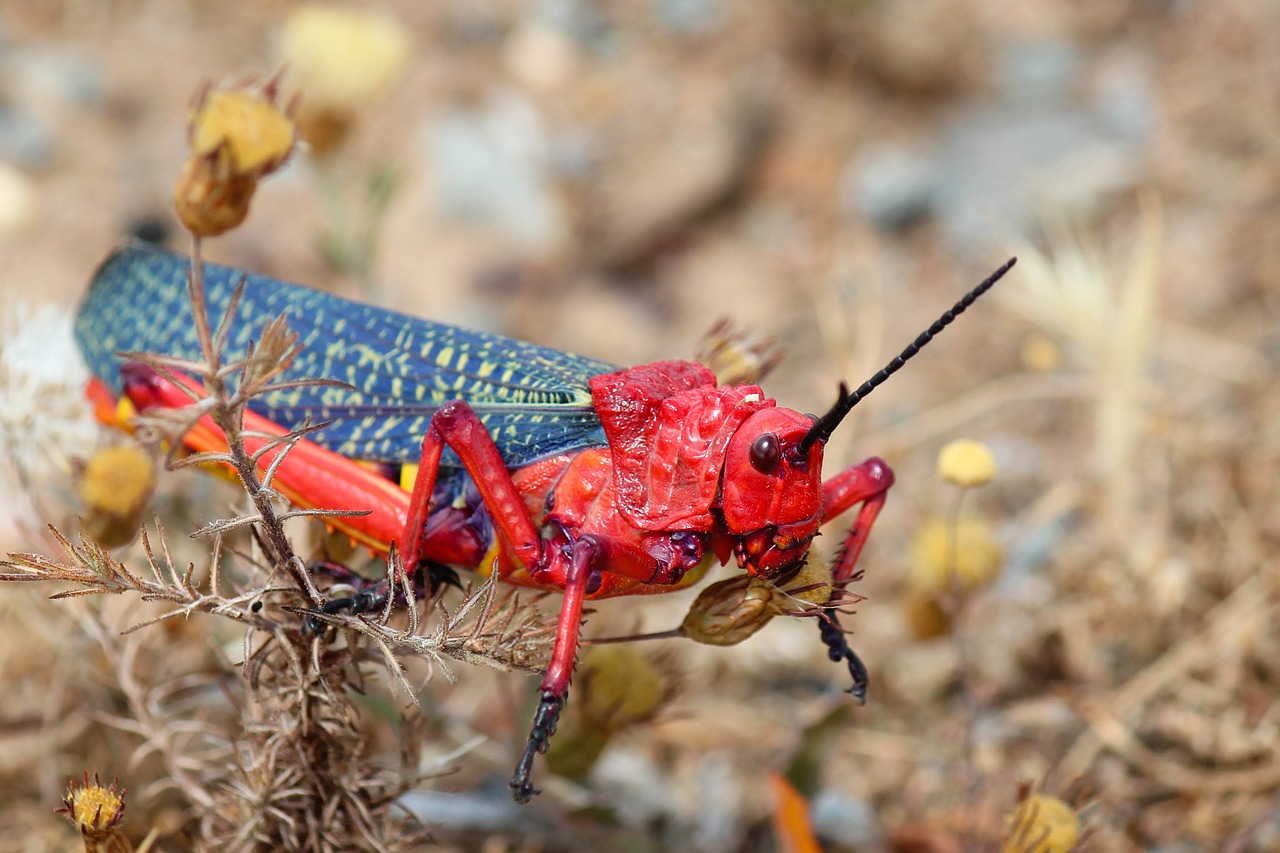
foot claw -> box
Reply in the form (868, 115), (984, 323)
(818, 615), (869, 704)
(300, 586), (389, 635)
(510, 690), (567, 803)
(510, 779), (540, 804)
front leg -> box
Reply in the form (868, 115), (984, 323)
(822, 456), (894, 585)
(819, 457), (895, 703)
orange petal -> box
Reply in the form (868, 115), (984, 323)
(770, 773), (823, 853)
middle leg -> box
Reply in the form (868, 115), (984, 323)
(510, 536), (600, 803)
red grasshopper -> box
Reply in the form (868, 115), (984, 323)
(75, 242), (1014, 801)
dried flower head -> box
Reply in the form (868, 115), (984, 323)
(909, 516), (1003, 594)
(545, 645), (672, 779)
(174, 81), (297, 236)
(782, 550), (834, 606)
(0, 302), (98, 534)
(937, 438), (997, 488)
(697, 318), (783, 386)
(1003, 793), (1080, 853)
(902, 590), (950, 639)
(78, 445), (155, 547)
(575, 645), (668, 730)
(680, 575), (786, 646)
(59, 773), (126, 841)
(280, 4), (410, 155)
(191, 90), (296, 175)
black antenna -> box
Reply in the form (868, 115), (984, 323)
(798, 257), (1017, 454)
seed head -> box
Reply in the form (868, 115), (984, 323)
(1003, 794), (1080, 853)
(909, 516), (1003, 594)
(280, 4), (409, 155)
(936, 438), (997, 488)
(680, 575), (785, 646)
(0, 302), (97, 530)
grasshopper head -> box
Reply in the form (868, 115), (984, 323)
(720, 407), (825, 579)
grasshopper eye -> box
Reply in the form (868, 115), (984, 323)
(749, 433), (781, 474)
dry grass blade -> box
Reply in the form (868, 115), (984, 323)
(2, 526), (152, 594)
(366, 629), (419, 703)
(1008, 196), (1164, 540)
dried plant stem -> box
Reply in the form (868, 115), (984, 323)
(941, 489), (983, 825)
(185, 234), (310, 599)
(94, 626), (220, 811)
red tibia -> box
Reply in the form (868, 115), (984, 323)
(540, 536), (598, 695)
(822, 457), (895, 586)
(120, 367), (410, 554)
(401, 401), (542, 574)
(510, 537), (600, 802)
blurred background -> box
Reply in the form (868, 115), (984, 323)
(1, 1), (1278, 850)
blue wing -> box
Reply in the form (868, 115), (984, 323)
(75, 241), (616, 468)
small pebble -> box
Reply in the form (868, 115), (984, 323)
(0, 106), (54, 170)
(842, 144), (936, 232)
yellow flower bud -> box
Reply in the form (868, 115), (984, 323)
(174, 82), (296, 237)
(280, 4), (410, 155)
(909, 516), (1003, 594)
(191, 90), (296, 176)
(60, 773), (126, 841)
(936, 438), (997, 488)
(1003, 794), (1080, 853)
(78, 445), (155, 548)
